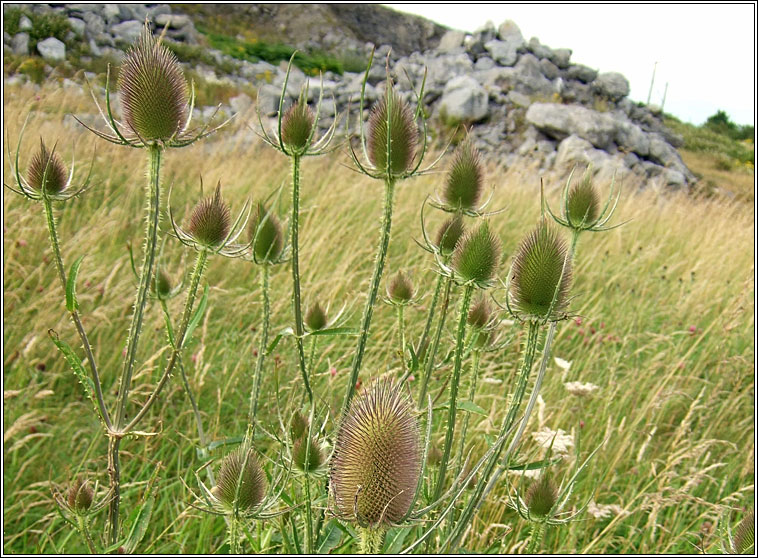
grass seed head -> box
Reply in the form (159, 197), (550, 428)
(249, 201), (284, 262)
(452, 221), (501, 286)
(511, 220), (572, 321)
(67, 477), (93, 513)
(215, 447), (266, 513)
(388, 271), (414, 304)
(525, 474), (558, 518)
(27, 139), (67, 194)
(733, 510), (755, 554)
(330, 380), (420, 526)
(435, 215), (465, 256)
(443, 140), (484, 211)
(467, 293), (493, 329)
(281, 101), (315, 151)
(118, 22), (188, 142)
(305, 302), (328, 332)
(188, 182), (231, 248)
(366, 85), (418, 176)
(566, 169), (600, 227)
(293, 436), (325, 473)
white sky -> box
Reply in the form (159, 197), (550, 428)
(384, 3), (755, 126)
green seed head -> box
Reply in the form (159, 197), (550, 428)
(305, 302), (328, 332)
(215, 447), (267, 513)
(366, 85), (418, 176)
(435, 215), (465, 257)
(281, 100), (315, 151)
(293, 435), (325, 473)
(152, 269), (172, 298)
(290, 411), (308, 440)
(733, 510), (755, 554)
(67, 477), (94, 513)
(249, 201), (284, 262)
(28, 139), (68, 194)
(566, 169), (600, 227)
(467, 294), (493, 329)
(443, 140), (484, 211)
(452, 221), (501, 286)
(118, 22), (188, 142)
(330, 380), (421, 526)
(510, 221), (572, 321)
(388, 271), (414, 304)
(188, 182), (232, 248)
(525, 474), (558, 518)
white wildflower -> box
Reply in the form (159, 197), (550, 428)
(554, 357), (571, 371)
(563, 381), (599, 397)
(532, 427), (574, 455)
(587, 500), (626, 519)
(481, 377), (502, 385)
(506, 467), (541, 479)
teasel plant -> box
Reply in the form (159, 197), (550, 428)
(385, 270), (416, 379)
(721, 508), (755, 555)
(50, 477), (101, 553)
(255, 54), (340, 407)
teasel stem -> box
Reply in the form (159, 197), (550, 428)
(307, 336), (318, 378)
(418, 274), (453, 405)
(114, 143), (163, 429)
(247, 265), (270, 436)
(342, 177), (396, 415)
(301, 401), (317, 553)
(106, 436), (121, 545)
(454, 347), (482, 480)
(397, 305), (407, 377)
(435, 283), (474, 500)
(228, 515), (242, 554)
(527, 522), (546, 553)
(76, 514), (97, 554)
(289, 154), (313, 404)
(41, 196), (110, 428)
(416, 272), (444, 365)
(358, 526), (386, 554)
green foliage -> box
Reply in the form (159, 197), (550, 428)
(16, 56), (47, 84)
(665, 115), (755, 168)
(3, 7), (26, 35)
(705, 110), (754, 141)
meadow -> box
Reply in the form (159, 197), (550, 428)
(2, 74), (754, 554)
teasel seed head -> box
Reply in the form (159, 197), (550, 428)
(733, 510), (755, 554)
(67, 477), (94, 513)
(366, 85), (418, 176)
(305, 302), (328, 332)
(188, 182), (232, 248)
(118, 22), (188, 142)
(27, 139), (68, 194)
(330, 380), (421, 527)
(443, 140), (484, 211)
(435, 215), (465, 257)
(281, 100), (315, 152)
(152, 269), (172, 298)
(467, 293), (493, 329)
(452, 221), (501, 287)
(510, 220), (572, 321)
(290, 411), (309, 440)
(525, 474), (558, 518)
(249, 201), (284, 263)
(293, 435), (325, 473)
(566, 169), (600, 228)
(215, 447), (267, 513)
(388, 271), (414, 304)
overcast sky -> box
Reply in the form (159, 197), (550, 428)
(384, 3), (755, 126)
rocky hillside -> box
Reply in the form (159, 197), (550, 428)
(3, 3), (696, 189)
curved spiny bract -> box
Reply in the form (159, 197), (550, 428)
(249, 201), (284, 263)
(566, 169), (600, 228)
(118, 23), (188, 143)
(451, 221), (501, 288)
(510, 220), (572, 322)
(187, 182), (232, 249)
(28, 139), (68, 195)
(330, 380), (421, 527)
(442, 140), (484, 212)
(435, 215), (465, 257)
(215, 447), (267, 514)
(366, 85), (418, 178)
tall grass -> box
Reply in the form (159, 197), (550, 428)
(2, 80), (754, 553)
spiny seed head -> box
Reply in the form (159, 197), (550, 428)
(67, 477), (94, 513)
(293, 436), (325, 473)
(510, 220), (572, 320)
(118, 22), (188, 142)
(525, 474), (558, 518)
(388, 271), (414, 304)
(153, 269), (172, 298)
(281, 101), (315, 151)
(330, 380), (421, 526)
(566, 170), (600, 227)
(290, 411), (308, 440)
(305, 302), (328, 332)
(366, 84), (418, 176)
(435, 215), (465, 256)
(188, 182), (231, 248)
(215, 447), (266, 513)
(733, 510), (755, 554)
(443, 140), (484, 210)
(467, 294), (493, 329)
(28, 139), (68, 194)
(452, 221), (501, 286)
(249, 201), (283, 262)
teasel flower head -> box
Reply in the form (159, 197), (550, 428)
(440, 140), (484, 213)
(731, 510), (755, 554)
(305, 302), (328, 332)
(281, 99), (315, 153)
(508, 220), (572, 322)
(249, 201), (284, 264)
(330, 380), (421, 527)
(451, 221), (501, 288)
(27, 139), (68, 195)
(293, 435), (326, 474)
(434, 215), (465, 258)
(387, 271), (414, 305)
(525, 474), (559, 518)
(67, 477), (94, 513)
(467, 293), (493, 330)
(366, 83), (418, 178)
(214, 447), (267, 514)
(187, 183), (232, 248)
(152, 268), (172, 299)
(290, 411), (309, 440)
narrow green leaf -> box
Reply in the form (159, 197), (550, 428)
(458, 400), (487, 416)
(161, 304), (175, 348)
(183, 285), (208, 346)
(385, 526), (412, 554)
(65, 255), (85, 312)
(267, 326), (294, 353)
(48, 330), (101, 422)
(206, 436), (244, 452)
(317, 519), (343, 553)
(123, 465), (161, 553)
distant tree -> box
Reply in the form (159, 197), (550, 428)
(705, 110), (754, 141)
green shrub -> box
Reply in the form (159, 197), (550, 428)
(28, 11), (70, 51)
(3, 7), (27, 35)
(16, 56), (47, 84)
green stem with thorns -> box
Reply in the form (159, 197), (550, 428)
(416, 271), (444, 365)
(418, 274), (453, 405)
(248, 265), (270, 435)
(358, 526), (386, 554)
(527, 522), (547, 554)
(76, 515), (97, 554)
(397, 304), (407, 377)
(435, 283), (474, 500)
(342, 177), (395, 415)
(454, 347), (482, 480)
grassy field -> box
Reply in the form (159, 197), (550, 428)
(2, 80), (754, 554)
